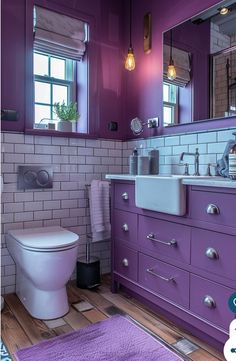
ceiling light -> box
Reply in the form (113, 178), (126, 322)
(219, 7), (230, 15)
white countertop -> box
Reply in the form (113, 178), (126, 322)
(105, 174), (236, 189)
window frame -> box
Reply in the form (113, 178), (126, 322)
(163, 82), (179, 126)
(34, 51), (76, 126)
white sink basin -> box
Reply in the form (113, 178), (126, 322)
(135, 175), (186, 216)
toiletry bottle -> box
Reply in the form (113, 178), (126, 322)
(149, 148), (159, 175)
(229, 132), (236, 180)
(129, 148), (138, 175)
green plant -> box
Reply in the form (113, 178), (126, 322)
(54, 101), (80, 122)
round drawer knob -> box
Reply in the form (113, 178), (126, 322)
(203, 295), (216, 309)
(122, 258), (129, 267)
(122, 192), (129, 200)
(206, 204), (220, 215)
(205, 247), (219, 260)
(122, 223), (129, 232)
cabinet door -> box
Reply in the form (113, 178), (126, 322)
(189, 189), (236, 228)
(191, 228), (236, 281)
(190, 274), (234, 330)
(113, 209), (137, 243)
(114, 243), (138, 282)
(138, 253), (189, 308)
(139, 215), (191, 264)
(114, 183), (136, 211)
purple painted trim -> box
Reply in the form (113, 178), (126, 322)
(24, 128), (98, 139)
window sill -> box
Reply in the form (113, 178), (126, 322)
(25, 128), (98, 139)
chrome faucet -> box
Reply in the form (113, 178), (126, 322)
(180, 148), (200, 176)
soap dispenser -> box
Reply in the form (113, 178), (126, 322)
(129, 148), (138, 175)
(229, 132), (236, 180)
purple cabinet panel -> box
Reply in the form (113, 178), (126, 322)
(138, 253), (189, 308)
(114, 183), (136, 211)
(138, 215), (191, 264)
(190, 274), (235, 330)
(114, 243), (138, 282)
(114, 210), (137, 243)
(189, 189), (236, 228)
(191, 228), (236, 281)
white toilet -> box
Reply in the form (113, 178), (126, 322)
(6, 226), (79, 320)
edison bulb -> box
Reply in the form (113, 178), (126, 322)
(125, 48), (135, 71)
(167, 64), (176, 80)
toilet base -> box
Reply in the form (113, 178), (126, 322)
(16, 269), (69, 320)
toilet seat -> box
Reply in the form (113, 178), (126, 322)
(8, 226), (79, 252)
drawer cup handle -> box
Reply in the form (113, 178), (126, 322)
(205, 247), (219, 260)
(203, 295), (216, 309)
(122, 258), (129, 267)
(122, 192), (129, 200)
(122, 223), (129, 232)
(206, 204), (220, 215)
(146, 268), (174, 282)
(147, 233), (177, 247)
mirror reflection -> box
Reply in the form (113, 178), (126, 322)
(163, 0), (236, 127)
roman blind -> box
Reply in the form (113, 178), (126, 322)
(163, 44), (191, 87)
(34, 6), (87, 61)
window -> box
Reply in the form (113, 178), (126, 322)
(163, 82), (178, 126)
(33, 51), (76, 127)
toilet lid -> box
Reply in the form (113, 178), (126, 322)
(8, 226), (79, 250)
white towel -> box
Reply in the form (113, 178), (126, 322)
(89, 180), (111, 242)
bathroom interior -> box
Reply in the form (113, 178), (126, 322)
(1, 0), (236, 360)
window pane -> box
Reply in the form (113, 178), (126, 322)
(34, 53), (49, 76)
(52, 84), (68, 105)
(163, 106), (173, 126)
(163, 84), (169, 102)
(35, 81), (51, 104)
(35, 104), (51, 124)
(51, 57), (65, 79)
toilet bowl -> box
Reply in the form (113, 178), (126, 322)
(6, 226), (79, 320)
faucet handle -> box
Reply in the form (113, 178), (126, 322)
(179, 162), (189, 175)
(205, 163), (217, 176)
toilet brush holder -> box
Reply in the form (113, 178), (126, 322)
(76, 242), (100, 289)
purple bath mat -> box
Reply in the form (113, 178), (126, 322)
(15, 315), (184, 361)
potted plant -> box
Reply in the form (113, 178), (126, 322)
(54, 101), (80, 132)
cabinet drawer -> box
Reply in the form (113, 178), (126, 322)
(190, 274), (234, 330)
(138, 253), (189, 308)
(114, 243), (138, 281)
(138, 216), (191, 264)
(191, 228), (236, 281)
(189, 189), (236, 227)
(114, 210), (137, 243)
(114, 183), (135, 211)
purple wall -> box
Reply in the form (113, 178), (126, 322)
(124, 0), (236, 139)
(2, 0), (236, 140)
(1, 0), (126, 139)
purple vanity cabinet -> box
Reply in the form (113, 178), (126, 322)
(111, 180), (236, 349)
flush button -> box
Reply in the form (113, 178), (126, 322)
(18, 166), (53, 190)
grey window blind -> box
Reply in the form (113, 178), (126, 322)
(163, 44), (191, 87)
(34, 6), (87, 61)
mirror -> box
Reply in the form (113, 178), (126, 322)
(163, 0), (236, 127)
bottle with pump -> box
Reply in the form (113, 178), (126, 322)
(129, 148), (138, 175)
(229, 132), (236, 180)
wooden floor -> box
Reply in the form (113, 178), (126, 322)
(1, 276), (225, 361)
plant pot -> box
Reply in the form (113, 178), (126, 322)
(57, 120), (72, 132)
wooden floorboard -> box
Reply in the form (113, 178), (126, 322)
(1, 278), (224, 361)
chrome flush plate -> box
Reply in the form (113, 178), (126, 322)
(18, 165), (53, 190)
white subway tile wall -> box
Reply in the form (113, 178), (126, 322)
(1, 132), (123, 295)
(1, 126), (236, 294)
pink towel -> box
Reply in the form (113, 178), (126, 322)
(89, 180), (111, 242)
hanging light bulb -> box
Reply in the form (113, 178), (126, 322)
(125, 0), (135, 71)
(167, 29), (176, 80)
(125, 47), (135, 71)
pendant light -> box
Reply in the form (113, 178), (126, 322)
(125, 0), (135, 71)
(167, 29), (176, 80)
